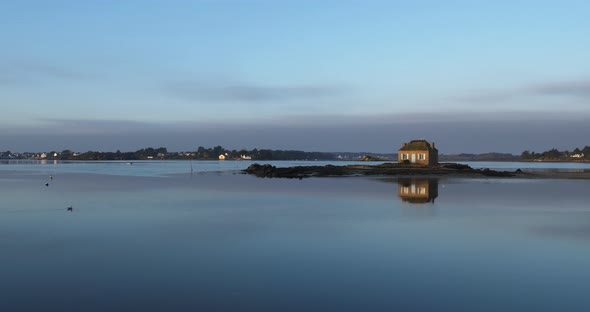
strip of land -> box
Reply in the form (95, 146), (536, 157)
(243, 163), (590, 179)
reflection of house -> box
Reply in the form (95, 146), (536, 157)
(397, 178), (438, 204)
(398, 139), (438, 166)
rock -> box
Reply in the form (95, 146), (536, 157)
(243, 162), (515, 179)
(439, 163), (471, 170)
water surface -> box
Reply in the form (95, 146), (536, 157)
(2, 159), (590, 177)
(1, 163), (589, 311)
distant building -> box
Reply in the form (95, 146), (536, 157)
(219, 154), (226, 160)
(40, 153), (47, 159)
(571, 153), (585, 158)
(397, 178), (439, 204)
(240, 155), (252, 160)
(398, 139), (438, 166)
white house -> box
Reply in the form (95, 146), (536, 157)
(219, 154), (226, 160)
(571, 153), (585, 158)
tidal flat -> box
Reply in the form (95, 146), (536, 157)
(1, 162), (590, 311)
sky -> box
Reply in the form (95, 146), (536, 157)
(1, 0), (589, 153)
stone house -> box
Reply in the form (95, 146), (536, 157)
(398, 139), (438, 166)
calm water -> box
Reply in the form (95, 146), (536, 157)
(1, 161), (590, 311)
(2, 159), (590, 177)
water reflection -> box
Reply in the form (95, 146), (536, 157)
(397, 178), (439, 204)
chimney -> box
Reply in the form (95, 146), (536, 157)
(430, 142), (435, 149)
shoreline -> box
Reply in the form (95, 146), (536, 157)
(2, 158), (589, 164)
(1, 162), (589, 180)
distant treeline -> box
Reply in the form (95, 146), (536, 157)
(436, 148), (589, 162)
(190, 146), (336, 161)
(1, 146), (337, 161)
(3, 145), (589, 162)
(61, 148), (170, 161)
(440, 153), (519, 161)
(520, 146), (589, 161)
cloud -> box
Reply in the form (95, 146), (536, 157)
(1, 111), (588, 153)
(0, 61), (91, 85)
(165, 80), (348, 103)
(456, 79), (590, 103)
(531, 80), (590, 96)
(35, 119), (162, 134)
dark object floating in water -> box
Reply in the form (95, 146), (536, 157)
(45, 183), (49, 187)
(67, 206), (73, 212)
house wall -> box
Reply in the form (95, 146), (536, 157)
(398, 150), (437, 166)
(430, 151), (438, 165)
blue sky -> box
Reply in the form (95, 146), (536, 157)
(1, 1), (589, 152)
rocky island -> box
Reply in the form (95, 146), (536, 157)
(242, 140), (590, 179)
(242, 162), (522, 179)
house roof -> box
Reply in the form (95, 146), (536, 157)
(398, 139), (437, 151)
